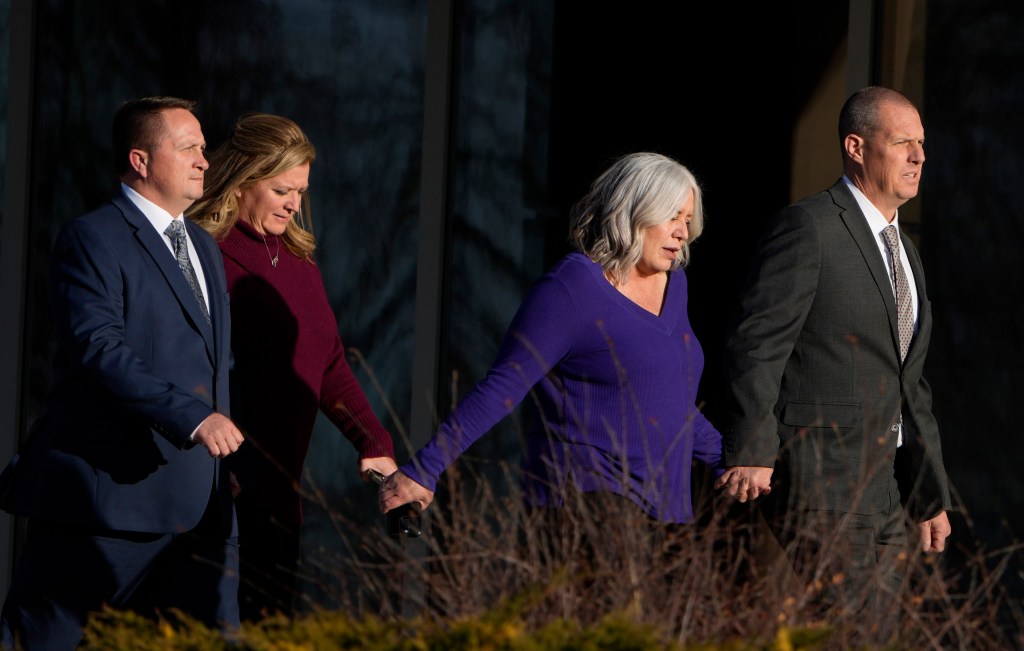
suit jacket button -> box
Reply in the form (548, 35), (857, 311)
(890, 424), (899, 432)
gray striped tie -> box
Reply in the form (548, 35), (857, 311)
(164, 219), (211, 325)
(882, 225), (912, 362)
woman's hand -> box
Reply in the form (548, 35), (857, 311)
(359, 456), (398, 481)
(714, 466), (773, 502)
(378, 469), (434, 513)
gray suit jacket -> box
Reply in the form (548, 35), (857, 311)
(723, 179), (951, 520)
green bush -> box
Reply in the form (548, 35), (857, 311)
(81, 604), (839, 651)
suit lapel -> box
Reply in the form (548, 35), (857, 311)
(829, 182), (903, 362)
(112, 194), (216, 360)
(188, 219), (226, 361)
(901, 229), (930, 364)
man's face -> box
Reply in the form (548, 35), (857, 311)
(140, 108), (208, 216)
(852, 101), (925, 218)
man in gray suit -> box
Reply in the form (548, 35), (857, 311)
(717, 86), (952, 611)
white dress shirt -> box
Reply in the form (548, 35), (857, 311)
(121, 183), (210, 311)
(843, 176), (917, 446)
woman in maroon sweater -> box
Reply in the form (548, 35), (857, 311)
(187, 113), (396, 621)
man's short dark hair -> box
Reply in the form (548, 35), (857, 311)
(112, 96), (197, 177)
(838, 86), (918, 153)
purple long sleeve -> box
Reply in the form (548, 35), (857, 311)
(402, 252), (722, 523)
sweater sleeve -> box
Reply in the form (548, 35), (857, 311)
(402, 275), (579, 491)
(319, 328), (396, 460)
(690, 410), (724, 475)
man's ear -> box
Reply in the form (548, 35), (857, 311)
(843, 134), (865, 164)
(129, 149), (148, 176)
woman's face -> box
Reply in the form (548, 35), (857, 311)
(635, 189), (692, 277)
(237, 162), (310, 236)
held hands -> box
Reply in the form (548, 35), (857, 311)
(193, 413), (244, 458)
(359, 456), (399, 482)
(714, 466), (773, 503)
(919, 510), (951, 553)
(378, 469), (434, 514)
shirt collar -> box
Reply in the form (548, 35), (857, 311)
(842, 175), (899, 235)
(121, 183), (184, 236)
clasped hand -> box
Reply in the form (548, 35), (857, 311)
(377, 469), (434, 514)
(714, 466), (773, 503)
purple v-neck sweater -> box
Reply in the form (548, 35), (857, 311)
(402, 252), (722, 523)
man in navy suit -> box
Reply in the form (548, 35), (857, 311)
(717, 87), (952, 620)
(0, 96), (245, 649)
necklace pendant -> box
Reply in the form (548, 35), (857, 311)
(260, 231), (281, 268)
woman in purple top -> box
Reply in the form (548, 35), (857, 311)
(381, 152), (722, 525)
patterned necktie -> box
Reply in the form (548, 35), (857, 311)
(164, 219), (211, 325)
(882, 225), (913, 362)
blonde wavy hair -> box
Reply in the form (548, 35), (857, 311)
(569, 152), (704, 284)
(187, 113), (317, 259)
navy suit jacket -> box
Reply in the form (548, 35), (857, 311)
(723, 180), (951, 520)
(0, 191), (233, 534)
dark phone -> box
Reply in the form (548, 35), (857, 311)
(368, 470), (423, 539)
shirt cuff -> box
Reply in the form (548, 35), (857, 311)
(189, 414), (213, 443)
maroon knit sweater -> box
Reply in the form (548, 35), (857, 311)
(219, 220), (394, 524)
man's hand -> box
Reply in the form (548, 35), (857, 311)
(359, 456), (398, 481)
(919, 511), (951, 553)
(715, 465), (774, 502)
(193, 413), (244, 458)
(379, 470), (433, 513)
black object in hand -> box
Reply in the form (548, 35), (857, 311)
(369, 470), (423, 539)
(386, 502), (423, 539)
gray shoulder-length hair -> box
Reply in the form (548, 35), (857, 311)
(569, 152), (704, 284)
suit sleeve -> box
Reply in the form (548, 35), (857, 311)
(900, 281), (953, 518)
(901, 372), (953, 518)
(50, 219), (214, 447)
(723, 206), (822, 466)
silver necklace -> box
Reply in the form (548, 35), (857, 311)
(261, 233), (280, 267)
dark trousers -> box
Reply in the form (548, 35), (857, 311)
(0, 493), (239, 651)
(234, 492), (300, 622)
(759, 497), (910, 627)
